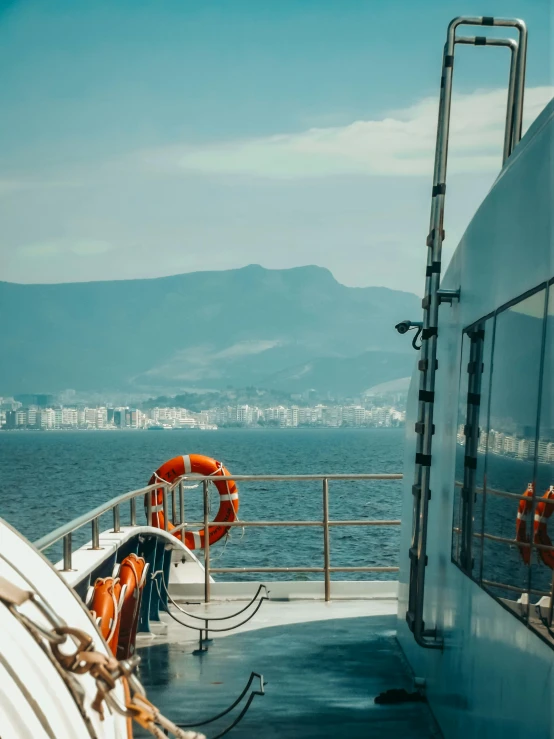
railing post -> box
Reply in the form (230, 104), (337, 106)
(147, 489), (153, 527)
(63, 533), (73, 571)
(130, 497), (137, 526)
(171, 485), (177, 524)
(203, 479), (211, 603)
(323, 478), (331, 602)
(113, 504), (121, 533)
(179, 480), (185, 526)
(163, 486), (169, 532)
(91, 517), (101, 549)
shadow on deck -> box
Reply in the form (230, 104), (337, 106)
(136, 612), (441, 738)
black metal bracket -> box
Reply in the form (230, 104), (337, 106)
(436, 288), (461, 305)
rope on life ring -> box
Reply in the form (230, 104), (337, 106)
(533, 485), (554, 569)
(116, 554), (148, 660)
(87, 576), (127, 654)
(146, 454), (239, 551)
(515, 482), (534, 565)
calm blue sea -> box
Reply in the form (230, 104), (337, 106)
(0, 428), (404, 580)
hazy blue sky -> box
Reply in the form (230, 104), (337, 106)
(0, 0), (552, 292)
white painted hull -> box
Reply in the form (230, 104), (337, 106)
(0, 519), (129, 739)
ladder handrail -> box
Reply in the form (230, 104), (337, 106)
(407, 16), (528, 651)
(455, 36), (519, 163)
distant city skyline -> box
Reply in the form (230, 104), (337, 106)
(1, 400), (406, 431)
(0, 1), (552, 294)
(456, 424), (554, 465)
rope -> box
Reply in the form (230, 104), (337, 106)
(133, 695), (204, 738)
(106, 579), (120, 645)
(184, 461), (244, 545)
(151, 460), (245, 552)
(209, 521), (232, 564)
(0, 575), (206, 739)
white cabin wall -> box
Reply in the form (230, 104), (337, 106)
(397, 99), (554, 739)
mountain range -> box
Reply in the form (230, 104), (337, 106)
(0, 265), (420, 397)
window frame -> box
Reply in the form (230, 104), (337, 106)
(451, 278), (553, 647)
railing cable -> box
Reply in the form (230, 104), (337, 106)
(175, 672), (265, 729)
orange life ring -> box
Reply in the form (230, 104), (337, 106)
(147, 454), (239, 550)
(533, 485), (554, 569)
(88, 576), (126, 654)
(116, 554), (148, 660)
(515, 482), (534, 565)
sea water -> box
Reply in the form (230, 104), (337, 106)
(0, 427), (403, 580)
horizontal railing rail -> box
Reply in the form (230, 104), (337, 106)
(34, 482), (161, 551)
(35, 473), (403, 602)
(455, 480), (548, 503)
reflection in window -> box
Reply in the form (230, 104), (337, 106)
(452, 286), (553, 640)
(452, 320), (493, 577)
(480, 290), (546, 607)
(452, 334), (470, 566)
(532, 285), (554, 603)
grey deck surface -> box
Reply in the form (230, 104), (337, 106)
(135, 603), (440, 738)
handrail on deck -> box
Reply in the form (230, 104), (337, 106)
(35, 473), (403, 603)
(34, 482), (161, 551)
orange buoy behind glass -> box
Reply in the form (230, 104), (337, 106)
(515, 482), (534, 565)
(533, 485), (554, 569)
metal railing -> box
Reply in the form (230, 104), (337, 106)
(452, 479), (554, 634)
(35, 473), (403, 602)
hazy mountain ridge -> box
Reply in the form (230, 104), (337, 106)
(0, 265), (419, 396)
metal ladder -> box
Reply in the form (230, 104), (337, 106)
(407, 16), (528, 649)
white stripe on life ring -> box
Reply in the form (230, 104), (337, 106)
(219, 492), (239, 501)
(182, 455), (192, 474)
(192, 531), (202, 548)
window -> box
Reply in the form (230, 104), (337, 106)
(532, 284), (554, 608)
(452, 318), (494, 578)
(452, 284), (553, 645)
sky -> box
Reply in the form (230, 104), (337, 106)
(0, 0), (552, 294)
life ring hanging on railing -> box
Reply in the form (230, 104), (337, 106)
(533, 485), (554, 569)
(147, 454), (239, 550)
(515, 482), (534, 565)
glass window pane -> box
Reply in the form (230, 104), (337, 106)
(452, 319), (493, 578)
(469, 323), (494, 581)
(481, 289), (546, 612)
(530, 284), (554, 632)
(452, 334), (470, 565)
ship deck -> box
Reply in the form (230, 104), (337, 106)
(135, 598), (441, 738)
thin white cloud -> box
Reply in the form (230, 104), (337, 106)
(0, 180), (29, 196)
(18, 239), (113, 258)
(140, 86), (553, 179)
(0, 177), (85, 198)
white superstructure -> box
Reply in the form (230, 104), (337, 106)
(397, 18), (553, 739)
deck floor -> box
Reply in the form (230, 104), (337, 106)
(135, 600), (441, 738)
